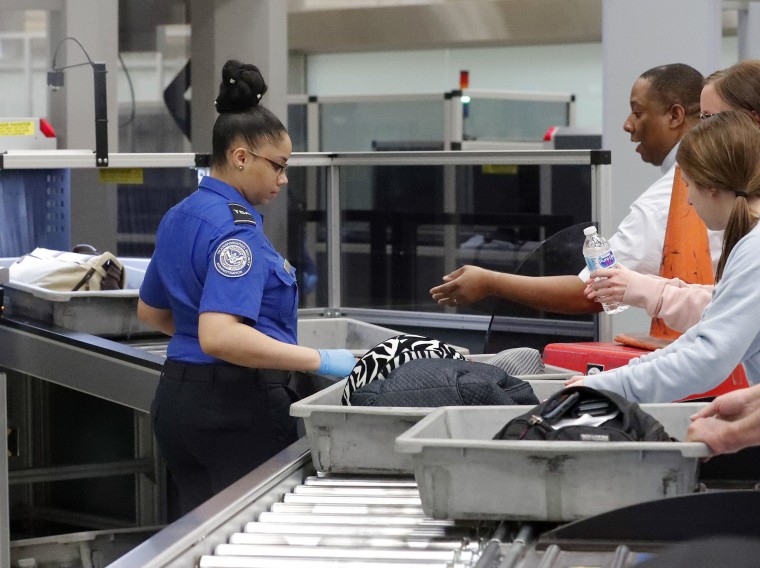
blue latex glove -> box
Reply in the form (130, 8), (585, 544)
(317, 348), (357, 377)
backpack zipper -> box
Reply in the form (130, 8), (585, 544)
(519, 415), (552, 439)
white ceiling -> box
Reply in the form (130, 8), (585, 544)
(287, 0), (741, 54)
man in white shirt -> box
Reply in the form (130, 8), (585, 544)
(430, 63), (717, 313)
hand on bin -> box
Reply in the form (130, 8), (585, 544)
(317, 349), (357, 377)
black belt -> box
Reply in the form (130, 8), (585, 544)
(162, 359), (291, 386)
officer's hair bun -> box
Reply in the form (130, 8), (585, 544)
(214, 60), (268, 113)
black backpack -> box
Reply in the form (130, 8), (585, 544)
(350, 358), (539, 407)
(493, 385), (674, 442)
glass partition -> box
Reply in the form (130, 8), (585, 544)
(464, 98), (571, 142)
(0, 169), (69, 257)
(287, 95), (309, 153)
(117, 167), (198, 256)
(285, 150), (609, 347)
(288, 90), (575, 152)
(318, 95), (446, 152)
(288, 154), (596, 312)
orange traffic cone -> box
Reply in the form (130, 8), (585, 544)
(649, 166), (714, 339)
(615, 166), (714, 349)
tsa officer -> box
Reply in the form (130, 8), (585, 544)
(138, 60), (355, 514)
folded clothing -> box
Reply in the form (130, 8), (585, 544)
(350, 358), (539, 407)
(341, 334), (465, 406)
(484, 347), (545, 376)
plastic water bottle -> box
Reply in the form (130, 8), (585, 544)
(582, 226), (629, 315)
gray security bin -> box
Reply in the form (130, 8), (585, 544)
(291, 377), (566, 475)
(1, 257), (152, 338)
(299, 318), (423, 356)
(395, 403), (711, 522)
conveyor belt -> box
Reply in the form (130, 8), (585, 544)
(199, 474), (484, 567)
(102, 435), (684, 568)
(105, 438), (494, 567)
(101, 430), (760, 568)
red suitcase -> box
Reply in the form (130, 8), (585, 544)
(543, 341), (748, 401)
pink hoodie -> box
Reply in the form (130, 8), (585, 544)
(623, 272), (713, 332)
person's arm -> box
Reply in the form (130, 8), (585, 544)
(583, 239), (760, 403)
(686, 384), (760, 454)
(428, 170), (675, 316)
(587, 267), (713, 332)
(137, 298), (175, 336)
(626, 275), (713, 332)
(430, 265), (601, 314)
(199, 311), (353, 373)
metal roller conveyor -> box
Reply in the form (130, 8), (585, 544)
(303, 477), (419, 488)
(106, 439), (492, 568)
(292, 485), (421, 496)
(269, 503), (425, 515)
(207, 544), (477, 563)
(239, 522), (465, 538)
(199, 474), (481, 567)
(256, 513), (447, 526)
(199, 558), (470, 568)
(282, 495), (424, 506)
(227, 532), (476, 550)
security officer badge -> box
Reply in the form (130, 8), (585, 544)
(214, 239), (252, 278)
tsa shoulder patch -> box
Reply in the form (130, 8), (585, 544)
(214, 239), (252, 278)
(228, 203), (256, 225)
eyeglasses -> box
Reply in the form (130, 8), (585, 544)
(699, 111), (720, 120)
(243, 148), (288, 176)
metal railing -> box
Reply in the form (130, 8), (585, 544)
(0, 148), (612, 342)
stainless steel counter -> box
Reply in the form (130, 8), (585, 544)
(0, 315), (162, 413)
(0, 314), (166, 543)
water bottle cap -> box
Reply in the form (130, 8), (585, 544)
(583, 226), (598, 236)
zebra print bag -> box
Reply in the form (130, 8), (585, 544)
(341, 334), (465, 405)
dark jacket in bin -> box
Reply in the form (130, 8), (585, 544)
(350, 358), (539, 407)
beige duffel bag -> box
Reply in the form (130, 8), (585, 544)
(9, 247), (126, 292)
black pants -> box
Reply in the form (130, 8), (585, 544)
(151, 360), (300, 515)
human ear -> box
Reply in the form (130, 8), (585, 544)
(231, 147), (248, 169)
(668, 103), (686, 127)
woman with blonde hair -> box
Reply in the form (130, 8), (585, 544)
(701, 59), (760, 122)
(569, 110), (760, 403)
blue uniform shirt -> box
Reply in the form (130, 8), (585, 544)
(140, 176), (298, 363)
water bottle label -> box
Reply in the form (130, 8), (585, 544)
(598, 250), (616, 269)
(584, 251), (616, 271)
